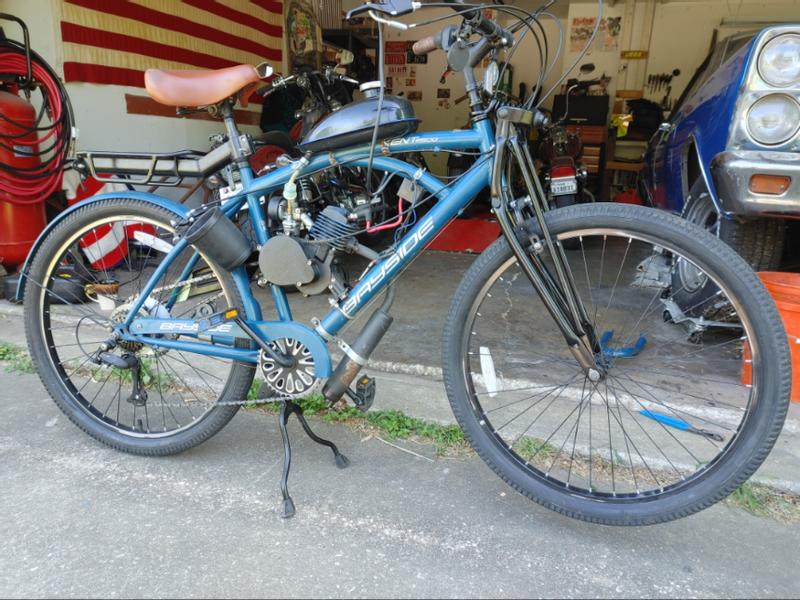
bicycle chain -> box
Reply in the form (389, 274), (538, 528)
(147, 272), (216, 296)
(87, 362), (294, 409)
(111, 272), (324, 409)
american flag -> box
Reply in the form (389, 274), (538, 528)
(59, 0), (283, 269)
(60, 0), (283, 87)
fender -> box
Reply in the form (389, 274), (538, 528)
(685, 133), (726, 216)
(15, 191), (192, 302)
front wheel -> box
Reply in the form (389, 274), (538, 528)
(442, 203), (790, 525)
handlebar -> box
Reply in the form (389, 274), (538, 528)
(443, 0), (513, 46)
(256, 74), (294, 97)
(257, 71), (358, 97)
(409, 2), (512, 59)
(411, 36), (437, 56)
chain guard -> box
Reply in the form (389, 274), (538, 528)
(259, 338), (318, 398)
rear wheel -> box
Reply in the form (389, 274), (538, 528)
(443, 203), (789, 525)
(23, 198), (255, 455)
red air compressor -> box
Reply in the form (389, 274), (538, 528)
(0, 14), (73, 271)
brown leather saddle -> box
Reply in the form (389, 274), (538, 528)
(144, 63), (272, 108)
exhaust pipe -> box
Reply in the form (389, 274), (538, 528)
(323, 286), (395, 403)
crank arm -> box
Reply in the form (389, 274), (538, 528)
(233, 315), (294, 368)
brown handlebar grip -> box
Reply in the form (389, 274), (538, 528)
(412, 36), (437, 56)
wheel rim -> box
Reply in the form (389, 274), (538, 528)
(460, 228), (758, 501)
(36, 213), (242, 438)
(677, 192), (718, 293)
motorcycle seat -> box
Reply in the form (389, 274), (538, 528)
(145, 64), (270, 108)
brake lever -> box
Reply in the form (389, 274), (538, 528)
(346, 1), (420, 20)
(258, 74), (296, 96)
(367, 10), (411, 30)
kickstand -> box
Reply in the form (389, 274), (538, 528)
(277, 399), (350, 519)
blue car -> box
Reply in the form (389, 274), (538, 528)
(642, 26), (800, 299)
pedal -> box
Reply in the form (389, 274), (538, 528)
(345, 375), (376, 412)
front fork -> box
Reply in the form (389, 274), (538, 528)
(491, 112), (602, 379)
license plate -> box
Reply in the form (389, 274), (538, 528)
(550, 177), (578, 196)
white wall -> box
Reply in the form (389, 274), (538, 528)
(1, 0), (260, 154)
(10, 0), (800, 157)
(505, 12), (570, 112)
(561, 2), (627, 101)
(561, 0), (800, 113)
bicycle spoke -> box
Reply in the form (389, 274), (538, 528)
(32, 213), (239, 438)
(462, 224), (763, 501)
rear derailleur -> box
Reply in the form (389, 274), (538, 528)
(95, 350), (148, 406)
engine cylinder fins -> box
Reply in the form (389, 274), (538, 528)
(260, 338), (318, 398)
(309, 205), (358, 251)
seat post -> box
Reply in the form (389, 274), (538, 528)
(220, 100), (249, 165)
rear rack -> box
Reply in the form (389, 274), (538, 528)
(74, 143), (234, 186)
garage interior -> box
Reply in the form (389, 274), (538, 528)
(5, 0), (800, 257)
(1, 0), (800, 533)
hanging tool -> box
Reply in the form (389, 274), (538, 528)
(639, 410), (725, 442)
(661, 85), (672, 110)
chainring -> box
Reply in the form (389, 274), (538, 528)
(259, 338), (318, 398)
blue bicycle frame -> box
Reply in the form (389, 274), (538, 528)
(116, 116), (497, 378)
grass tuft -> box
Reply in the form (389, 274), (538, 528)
(246, 388), (467, 454)
(726, 482), (800, 522)
(0, 342), (34, 374)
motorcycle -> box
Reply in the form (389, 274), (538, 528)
(537, 120), (592, 210)
(210, 58), (412, 252)
(538, 63), (600, 213)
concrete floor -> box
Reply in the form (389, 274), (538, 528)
(5, 245), (800, 490)
(2, 367), (800, 599)
(3, 247), (800, 597)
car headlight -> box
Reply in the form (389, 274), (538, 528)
(746, 93), (800, 145)
(758, 34), (800, 87)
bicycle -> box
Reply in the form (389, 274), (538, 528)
(19, 0), (790, 525)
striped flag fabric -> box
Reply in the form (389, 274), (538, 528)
(60, 0), (283, 88)
(63, 171), (157, 271)
(57, 0), (284, 270)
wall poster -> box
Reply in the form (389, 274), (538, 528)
(570, 16), (622, 53)
(286, 0), (322, 69)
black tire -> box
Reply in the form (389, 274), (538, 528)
(673, 179), (785, 316)
(23, 198), (255, 456)
(554, 194), (580, 249)
(442, 203), (790, 525)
